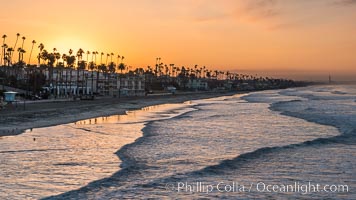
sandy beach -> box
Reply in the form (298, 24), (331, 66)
(0, 91), (240, 137)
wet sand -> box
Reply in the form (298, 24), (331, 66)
(0, 91), (241, 137)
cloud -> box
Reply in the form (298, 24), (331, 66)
(193, 10), (228, 23)
(190, 1), (317, 31)
(333, 0), (356, 5)
(246, 0), (277, 10)
(244, 0), (280, 18)
(189, 1), (231, 22)
(190, 0), (281, 23)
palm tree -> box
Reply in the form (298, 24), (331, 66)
(110, 53), (114, 63)
(105, 53), (110, 65)
(88, 60), (95, 95)
(86, 51), (90, 70)
(94, 51), (98, 65)
(98, 63), (107, 94)
(66, 50), (75, 96)
(108, 62), (116, 74)
(1, 34), (7, 66)
(226, 71), (230, 80)
(206, 70), (211, 79)
(49, 48), (58, 95)
(13, 33), (20, 48)
(84, 51), (90, 94)
(116, 55), (121, 66)
(12, 33), (20, 63)
(91, 51), (96, 63)
(37, 43), (44, 65)
(176, 67), (181, 77)
(220, 71), (224, 80)
(169, 64), (174, 77)
(15, 47), (26, 92)
(53, 51), (61, 96)
(172, 66), (177, 77)
(77, 60), (86, 95)
(155, 57), (161, 76)
(90, 51), (98, 94)
(96, 64), (104, 94)
(108, 61), (116, 96)
(38, 49), (51, 92)
(186, 67), (190, 77)
(62, 53), (68, 96)
(39, 49), (49, 66)
(41, 50), (57, 95)
(56, 61), (65, 96)
(104, 59), (110, 95)
(118, 62), (125, 74)
(117, 62), (125, 98)
(20, 48), (26, 62)
(164, 64), (168, 75)
(21, 36), (26, 49)
(100, 52), (104, 64)
(146, 66), (152, 74)
(76, 48), (84, 95)
(6, 47), (14, 66)
(28, 40), (36, 64)
(214, 70), (219, 79)
(202, 66), (206, 78)
(17, 47), (26, 63)
(15, 48), (30, 95)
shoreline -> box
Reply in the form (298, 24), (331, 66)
(42, 91), (246, 200)
(0, 91), (245, 137)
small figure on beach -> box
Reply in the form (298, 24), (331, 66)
(0, 96), (6, 109)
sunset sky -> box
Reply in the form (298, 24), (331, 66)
(1, 0), (355, 81)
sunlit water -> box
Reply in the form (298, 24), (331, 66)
(0, 103), (195, 199)
(1, 85), (356, 199)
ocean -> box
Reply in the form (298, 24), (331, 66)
(0, 85), (355, 199)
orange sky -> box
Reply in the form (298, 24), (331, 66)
(1, 0), (355, 81)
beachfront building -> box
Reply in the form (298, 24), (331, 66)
(177, 78), (209, 91)
(41, 68), (92, 96)
(116, 75), (145, 96)
(40, 68), (145, 97)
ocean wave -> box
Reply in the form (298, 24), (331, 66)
(109, 132), (355, 199)
(242, 86), (356, 138)
(0, 148), (68, 154)
(331, 90), (348, 95)
(270, 99), (356, 137)
(42, 86), (356, 199)
(53, 162), (86, 166)
(191, 133), (355, 176)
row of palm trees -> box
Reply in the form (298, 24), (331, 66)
(1, 33), (296, 97)
(149, 62), (252, 81)
(1, 33), (253, 82)
(1, 33), (132, 96)
(1, 34), (33, 66)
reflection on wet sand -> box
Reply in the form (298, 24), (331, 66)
(76, 103), (194, 125)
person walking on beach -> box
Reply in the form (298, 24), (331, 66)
(0, 96), (5, 109)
